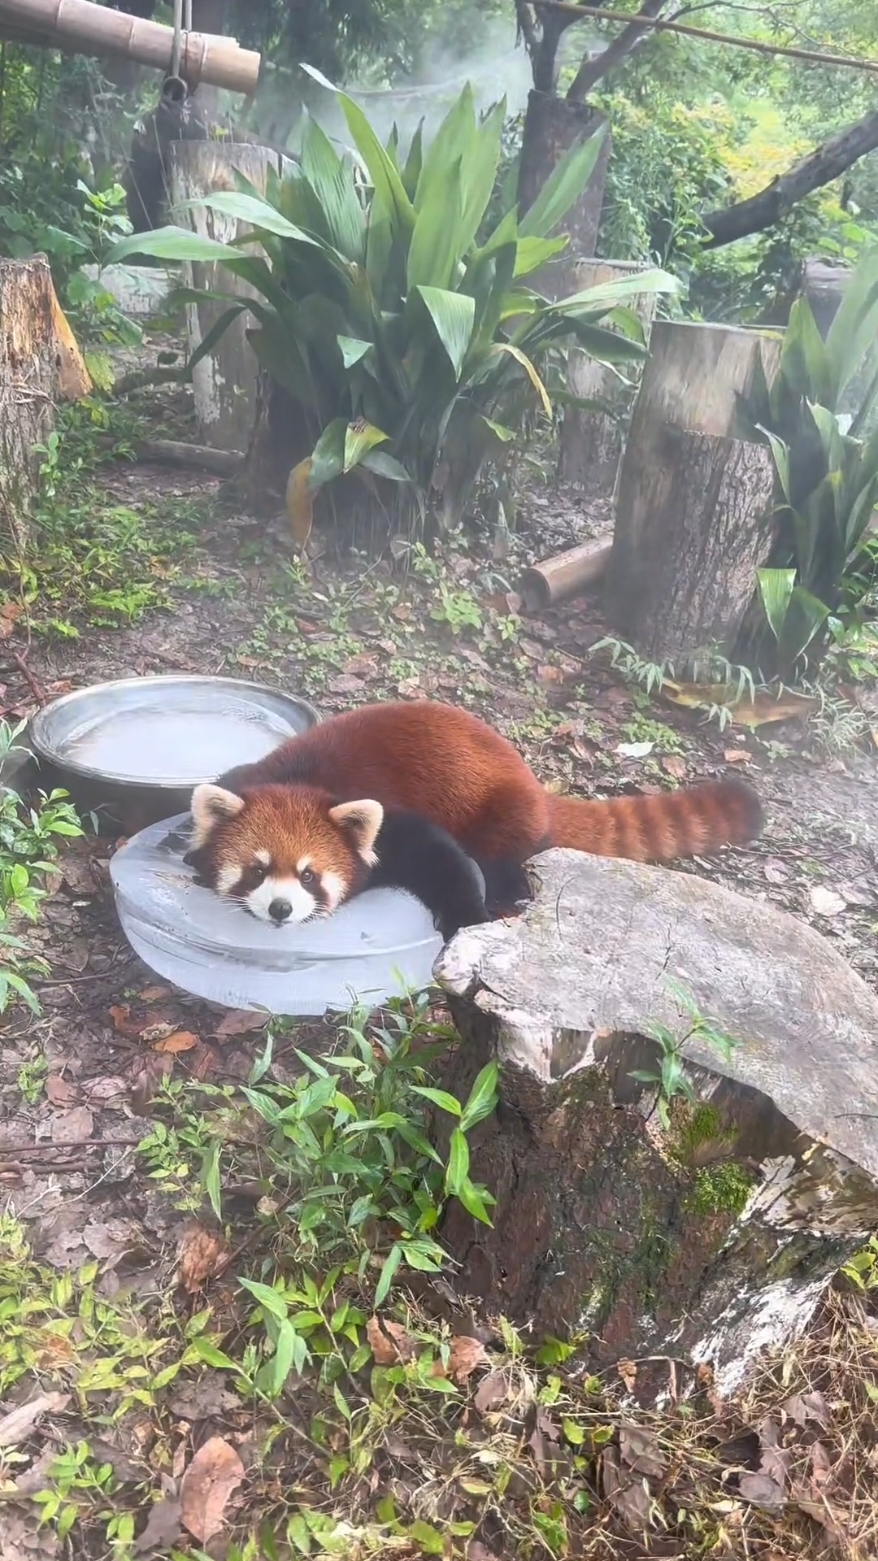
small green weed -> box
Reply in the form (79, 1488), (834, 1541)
(630, 978), (741, 1130)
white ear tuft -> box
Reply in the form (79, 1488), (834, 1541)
(328, 798), (383, 866)
(190, 783), (245, 847)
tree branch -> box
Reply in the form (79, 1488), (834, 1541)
(566, 0), (673, 103)
(703, 107), (878, 248)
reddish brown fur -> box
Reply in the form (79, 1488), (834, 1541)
(198, 785), (371, 895)
(215, 701), (763, 868)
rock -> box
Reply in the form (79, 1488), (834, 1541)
(434, 849), (878, 1399)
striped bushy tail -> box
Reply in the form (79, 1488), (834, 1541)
(546, 777), (763, 864)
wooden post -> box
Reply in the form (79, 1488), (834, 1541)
(168, 141), (285, 455)
(605, 321), (783, 665)
(559, 259), (657, 496)
(435, 848), (878, 1400)
(0, 256), (90, 553)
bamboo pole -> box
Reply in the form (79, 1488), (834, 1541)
(0, 0), (260, 95)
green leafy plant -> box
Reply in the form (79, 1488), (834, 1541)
(0, 721), (83, 1013)
(196, 998), (499, 1330)
(630, 978), (740, 1130)
(110, 76), (676, 538)
(739, 246), (878, 675)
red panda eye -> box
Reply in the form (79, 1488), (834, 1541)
(299, 867), (316, 888)
(251, 861), (268, 884)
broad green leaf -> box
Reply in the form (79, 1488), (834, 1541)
(107, 225), (244, 266)
(308, 419), (347, 488)
(415, 286), (476, 377)
(343, 420), (389, 472)
(374, 1243), (402, 1306)
(239, 1278), (289, 1322)
(407, 159), (464, 291)
(757, 568), (796, 642)
(401, 121), (424, 199)
(181, 190), (325, 248)
(413, 81), (478, 215)
(360, 448), (413, 482)
(552, 268), (678, 313)
(300, 111), (366, 262)
(519, 124), (607, 238)
(338, 334), (372, 368)
(513, 234), (568, 278)
(331, 87), (415, 234)
(186, 302), (249, 372)
(411, 1085), (462, 1116)
(779, 585), (831, 666)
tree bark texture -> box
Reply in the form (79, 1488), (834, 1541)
(605, 321), (782, 664)
(0, 256), (89, 553)
(559, 259), (657, 496)
(517, 94), (610, 299)
(168, 140), (286, 455)
(434, 848), (878, 1400)
(704, 108), (878, 249)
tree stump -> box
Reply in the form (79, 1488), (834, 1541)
(605, 322), (783, 665)
(559, 259), (657, 496)
(517, 95), (610, 300)
(434, 848), (878, 1400)
(0, 256), (91, 553)
(168, 140), (286, 454)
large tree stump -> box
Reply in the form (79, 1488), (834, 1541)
(559, 259), (657, 496)
(605, 322), (783, 665)
(168, 140), (286, 454)
(434, 849), (878, 1400)
(0, 256), (91, 553)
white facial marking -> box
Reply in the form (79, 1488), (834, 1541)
(245, 875), (318, 925)
(254, 849), (270, 866)
(216, 862), (242, 895)
(296, 856), (312, 874)
(321, 870), (347, 913)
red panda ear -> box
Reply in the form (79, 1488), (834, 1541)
(190, 783), (245, 847)
(328, 799), (383, 865)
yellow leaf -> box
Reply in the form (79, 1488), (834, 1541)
(492, 343), (552, 417)
(661, 679), (818, 728)
(286, 458), (314, 549)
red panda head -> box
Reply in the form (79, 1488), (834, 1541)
(188, 782), (382, 926)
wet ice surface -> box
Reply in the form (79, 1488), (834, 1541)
(64, 700), (293, 784)
(111, 814), (447, 1016)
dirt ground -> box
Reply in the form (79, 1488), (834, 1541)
(1, 368), (878, 1558)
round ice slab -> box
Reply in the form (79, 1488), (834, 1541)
(110, 814), (456, 1016)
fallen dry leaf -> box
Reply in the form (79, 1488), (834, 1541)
(660, 755), (687, 779)
(154, 1030), (199, 1055)
(178, 1226), (231, 1293)
(662, 679), (819, 728)
(473, 1368), (518, 1415)
(45, 1075), (78, 1107)
(443, 1336), (488, 1384)
(617, 1358), (638, 1394)
(179, 1436), (245, 1544)
(601, 1443), (652, 1532)
(137, 985), (171, 1003)
(619, 1423), (667, 1479)
(784, 1389), (830, 1429)
(0, 601), (23, 639)
(366, 1317), (416, 1365)
(723, 748), (751, 763)
(0, 1392), (71, 1448)
(108, 1004), (145, 1038)
(808, 885), (847, 918)
(50, 1106), (93, 1144)
(133, 1497), (183, 1555)
(738, 1470), (787, 1509)
(213, 1009), (270, 1039)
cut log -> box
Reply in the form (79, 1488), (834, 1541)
(605, 321), (783, 665)
(435, 848), (878, 1400)
(168, 141), (286, 454)
(519, 537), (611, 613)
(558, 259), (657, 496)
(0, 255), (90, 552)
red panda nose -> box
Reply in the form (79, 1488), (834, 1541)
(268, 897), (293, 924)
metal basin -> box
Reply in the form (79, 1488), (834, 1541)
(28, 675), (319, 834)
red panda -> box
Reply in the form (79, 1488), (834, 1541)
(186, 782), (490, 939)
(188, 700), (763, 932)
